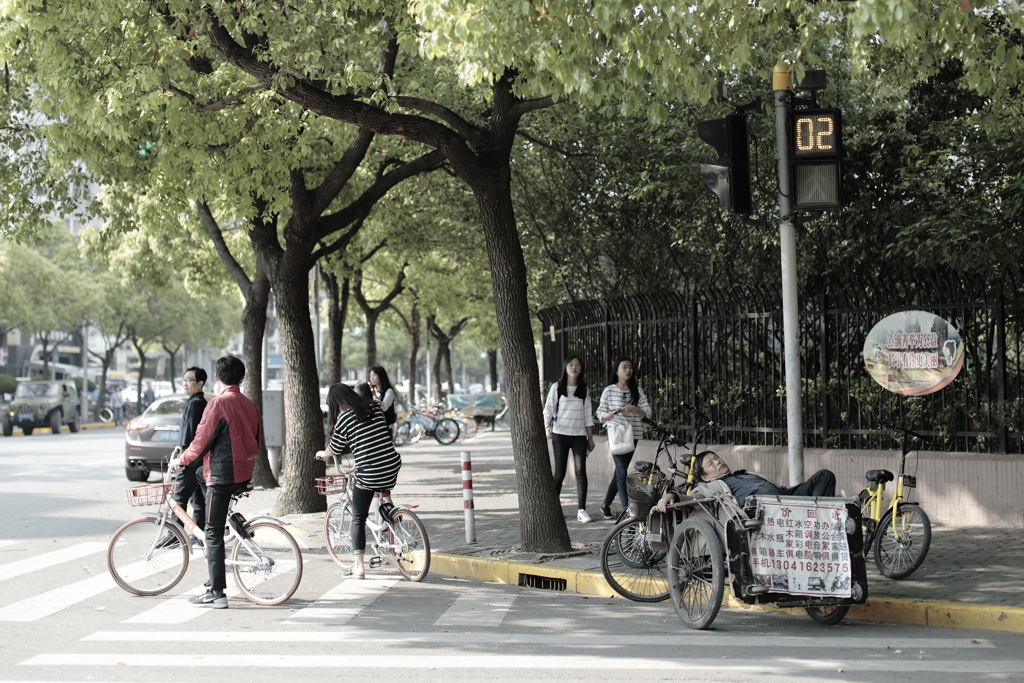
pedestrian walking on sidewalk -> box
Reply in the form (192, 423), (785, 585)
(596, 357), (651, 520)
(322, 382), (402, 579)
(543, 355), (596, 523)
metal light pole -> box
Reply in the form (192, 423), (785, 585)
(773, 64), (804, 485)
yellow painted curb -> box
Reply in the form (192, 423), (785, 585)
(431, 552), (1024, 633)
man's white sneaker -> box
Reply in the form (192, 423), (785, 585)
(576, 509), (592, 523)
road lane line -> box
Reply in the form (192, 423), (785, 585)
(0, 542), (107, 582)
(434, 588), (514, 627)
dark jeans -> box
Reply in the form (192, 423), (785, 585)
(780, 470), (837, 498)
(203, 480), (251, 594)
(551, 434), (588, 509)
(602, 442), (637, 509)
(173, 462), (205, 533)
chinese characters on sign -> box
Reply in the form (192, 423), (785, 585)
(863, 310), (965, 396)
(749, 497), (852, 598)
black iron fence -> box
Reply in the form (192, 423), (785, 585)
(537, 278), (1024, 454)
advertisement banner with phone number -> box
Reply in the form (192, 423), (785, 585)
(748, 497), (852, 598)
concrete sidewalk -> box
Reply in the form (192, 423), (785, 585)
(246, 429), (1024, 633)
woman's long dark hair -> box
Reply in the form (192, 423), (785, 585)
(368, 365), (395, 396)
(608, 356), (639, 405)
(327, 382), (373, 434)
(556, 355), (588, 400)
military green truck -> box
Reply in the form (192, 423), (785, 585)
(2, 379), (81, 436)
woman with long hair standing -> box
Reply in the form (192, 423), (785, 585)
(542, 355), (596, 523)
(368, 365), (398, 432)
(321, 383), (402, 578)
(596, 357), (651, 519)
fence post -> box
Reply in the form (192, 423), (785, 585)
(461, 451), (476, 543)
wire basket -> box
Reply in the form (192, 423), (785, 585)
(123, 483), (172, 507)
(626, 470), (666, 505)
(315, 475), (347, 496)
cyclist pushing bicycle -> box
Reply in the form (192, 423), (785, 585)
(319, 382), (402, 579)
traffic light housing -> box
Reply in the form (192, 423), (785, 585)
(697, 114), (752, 215)
(791, 108), (842, 210)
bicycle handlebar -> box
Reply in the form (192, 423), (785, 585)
(879, 423), (926, 442)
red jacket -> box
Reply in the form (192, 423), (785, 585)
(179, 385), (260, 485)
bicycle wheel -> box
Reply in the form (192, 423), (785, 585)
(805, 605), (851, 625)
(231, 521), (303, 606)
(459, 415), (479, 439)
(434, 418), (460, 445)
(600, 517), (670, 602)
(107, 518), (189, 596)
(98, 407), (113, 423)
(389, 509), (431, 581)
(394, 421), (412, 447)
(668, 517), (725, 630)
(874, 503), (931, 579)
(324, 503), (355, 570)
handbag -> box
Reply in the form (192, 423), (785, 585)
(606, 420), (634, 455)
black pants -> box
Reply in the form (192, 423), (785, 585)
(781, 470), (837, 498)
(203, 480), (251, 594)
(350, 485), (390, 555)
(173, 462), (205, 533)
(551, 434), (588, 509)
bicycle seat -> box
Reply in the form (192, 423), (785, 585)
(633, 460), (657, 474)
(865, 469), (894, 484)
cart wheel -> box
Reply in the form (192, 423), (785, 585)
(805, 605), (850, 625)
(668, 517), (725, 630)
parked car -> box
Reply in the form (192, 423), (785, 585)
(124, 393), (209, 481)
(2, 379), (80, 436)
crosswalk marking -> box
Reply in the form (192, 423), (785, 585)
(121, 584), (248, 624)
(434, 588), (514, 627)
(80, 631), (994, 649)
(0, 570), (119, 622)
(0, 540), (20, 549)
(20, 653), (1023, 673)
(282, 578), (400, 625)
(0, 541), (107, 582)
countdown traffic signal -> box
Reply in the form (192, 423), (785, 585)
(697, 114), (752, 215)
(791, 108), (842, 210)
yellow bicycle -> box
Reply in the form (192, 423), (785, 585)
(858, 424), (932, 579)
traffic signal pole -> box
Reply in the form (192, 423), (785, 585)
(773, 64), (804, 485)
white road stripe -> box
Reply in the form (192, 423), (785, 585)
(0, 540), (20, 549)
(282, 577), (399, 625)
(20, 654), (1023, 673)
(0, 542), (107, 582)
(81, 631), (994, 649)
(435, 589), (514, 627)
(121, 584), (247, 624)
(0, 571), (119, 622)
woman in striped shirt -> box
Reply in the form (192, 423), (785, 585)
(596, 357), (652, 519)
(323, 382), (402, 579)
(543, 355), (596, 523)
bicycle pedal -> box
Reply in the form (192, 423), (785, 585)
(368, 556), (385, 569)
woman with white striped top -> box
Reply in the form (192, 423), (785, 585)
(596, 357), (652, 519)
(323, 382), (402, 579)
(543, 355), (596, 523)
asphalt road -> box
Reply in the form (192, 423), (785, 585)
(1, 430), (1023, 682)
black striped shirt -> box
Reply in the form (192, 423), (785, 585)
(329, 406), (402, 490)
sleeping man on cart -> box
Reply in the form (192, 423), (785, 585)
(655, 450), (869, 629)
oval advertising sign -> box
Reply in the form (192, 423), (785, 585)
(863, 311), (965, 396)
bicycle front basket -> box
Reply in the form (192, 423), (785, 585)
(626, 470), (665, 505)
(123, 483), (172, 507)
(315, 475), (347, 496)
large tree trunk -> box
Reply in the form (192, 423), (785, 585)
(365, 310), (379, 370)
(242, 269), (275, 488)
(321, 266), (348, 385)
(473, 182), (570, 552)
(406, 303), (420, 406)
(270, 247), (326, 516)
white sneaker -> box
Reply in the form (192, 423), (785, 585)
(576, 509), (592, 524)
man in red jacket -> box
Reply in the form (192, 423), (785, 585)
(170, 355), (261, 609)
